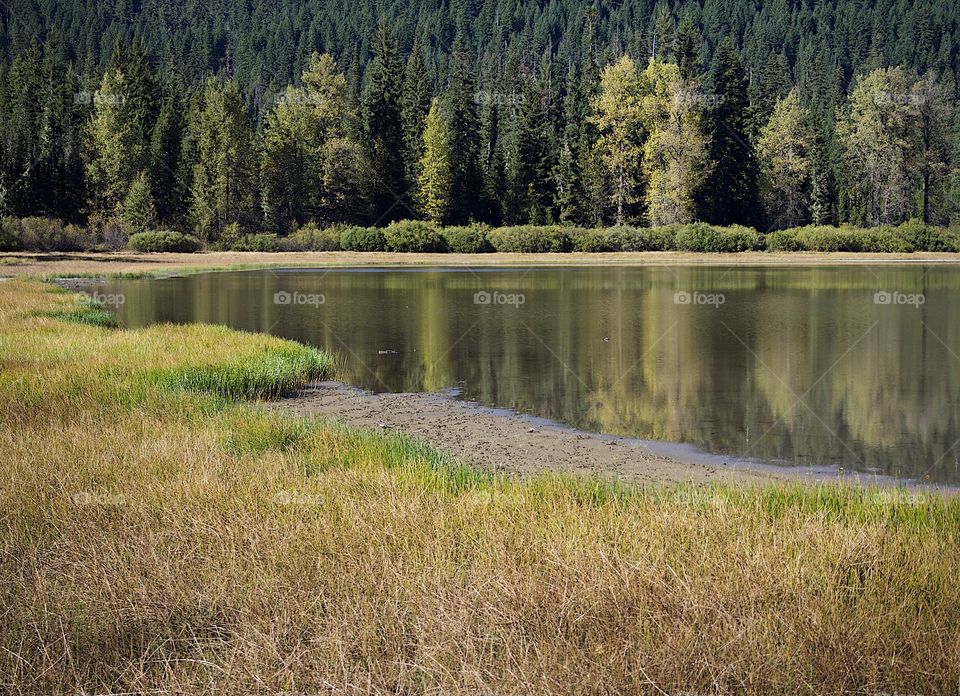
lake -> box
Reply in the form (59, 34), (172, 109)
(99, 265), (960, 484)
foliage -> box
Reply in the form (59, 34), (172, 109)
(488, 226), (572, 253)
(280, 223), (342, 251)
(230, 234), (281, 252)
(339, 226), (387, 252)
(128, 230), (202, 253)
(2, 217), (97, 251)
(440, 224), (493, 253)
(758, 90), (814, 230)
(383, 220), (445, 252)
(569, 228), (618, 252)
(606, 225), (677, 251)
(416, 98), (453, 224)
(674, 223), (762, 252)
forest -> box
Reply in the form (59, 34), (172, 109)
(1, 0), (959, 245)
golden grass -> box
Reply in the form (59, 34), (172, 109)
(1, 279), (959, 695)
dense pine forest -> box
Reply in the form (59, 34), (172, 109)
(2, 0), (960, 245)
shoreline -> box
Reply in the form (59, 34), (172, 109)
(274, 380), (943, 489)
(4, 248), (960, 279)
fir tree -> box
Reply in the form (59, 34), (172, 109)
(362, 23), (407, 224)
(701, 37), (760, 226)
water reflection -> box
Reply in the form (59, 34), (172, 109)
(103, 266), (960, 483)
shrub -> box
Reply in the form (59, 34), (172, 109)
(488, 225), (572, 253)
(280, 223), (342, 251)
(674, 223), (762, 252)
(230, 233), (281, 252)
(893, 218), (960, 252)
(6, 217), (97, 251)
(441, 223), (493, 253)
(569, 228), (618, 252)
(765, 229), (803, 252)
(0, 218), (22, 251)
(128, 230), (202, 253)
(606, 225), (677, 251)
(87, 215), (132, 251)
(339, 226), (387, 252)
(383, 220), (446, 252)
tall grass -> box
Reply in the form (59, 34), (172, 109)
(1, 279), (959, 695)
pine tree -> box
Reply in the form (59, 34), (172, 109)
(514, 61), (556, 224)
(674, 12), (705, 82)
(122, 171), (158, 231)
(362, 23), (407, 224)
(417, 98), (453, 224)
(701, 37), (760, 225)
(445, 34), (483, 224)
(149, 95), (183, 225)
(401, 42), (432, 189)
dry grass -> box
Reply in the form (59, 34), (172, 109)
(1, 279), (959, 695)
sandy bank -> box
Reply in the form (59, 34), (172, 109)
(4, 248), (960, 279)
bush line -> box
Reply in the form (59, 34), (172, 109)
(3, 216), (960, 254)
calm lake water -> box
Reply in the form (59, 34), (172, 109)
(101, 265), (960, 484)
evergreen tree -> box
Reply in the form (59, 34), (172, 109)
(701, 37), (760, 225)
(401, 42), (432, 189)
(149, 95), (183, 225)
(417, 98), (453, 224)
(445, 34), (483, 224)
(362, 24), (407, 224)
(513, 61), (556, 223)
(122, 171), (158, 231)
(261, 53), (357, 231)
(85, 68), (148, 213)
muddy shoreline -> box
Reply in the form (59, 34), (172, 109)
(272, 381), (879, 486)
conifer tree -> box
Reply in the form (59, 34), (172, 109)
(701, 37), (760, 225)
(445, 34), (483, 224)
(362, 23), (407, 223)
(417, 98), (453, 224)
(401, 42), (432, 189)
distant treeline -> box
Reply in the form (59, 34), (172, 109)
(1, 0), (959, 238)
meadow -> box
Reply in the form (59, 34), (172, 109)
(1, 279), (959, 694)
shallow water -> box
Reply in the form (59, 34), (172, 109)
(101, 265), (960, 484)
